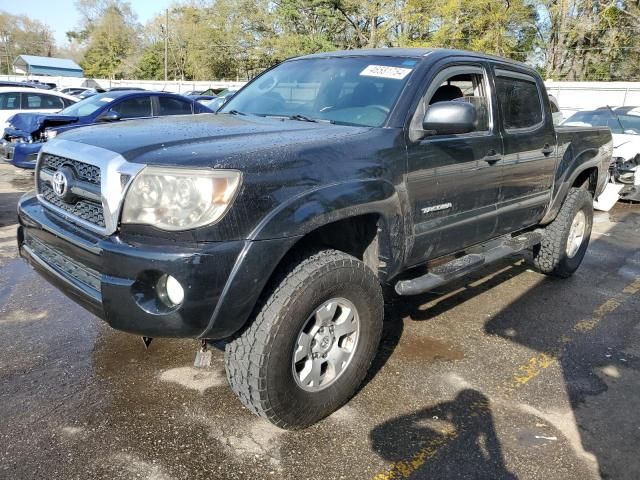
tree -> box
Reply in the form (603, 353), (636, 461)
(541, 0), (640, 81)
(399, 0), (538, 61)
(0, 11), (56, 75)
(66, 0), (140, 79)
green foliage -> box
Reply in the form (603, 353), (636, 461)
(134, 42), (164, 80)
(77, 3), (139, 79)
(0, 11), (56, 75)
(400, 0), (537, 61)
(542, 0), (640, 81)
(6, 0), (640, 81)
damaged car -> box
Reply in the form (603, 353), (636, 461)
(563, 106), (640, 202)
(2, 90), (213, 168)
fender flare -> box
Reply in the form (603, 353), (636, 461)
(541, 147), (603, 225)
(249, 179), (404, 241)
(199, 179), (405, 339)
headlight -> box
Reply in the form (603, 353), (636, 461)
(44, 130), (58, 141)
(121, 167), (241, 231)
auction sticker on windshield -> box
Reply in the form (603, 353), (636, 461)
(360, 65), (412, 80)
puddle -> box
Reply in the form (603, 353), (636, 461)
(395, 334), (465, 361)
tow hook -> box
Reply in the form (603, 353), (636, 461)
(194, 339), (212, 368)
(141, 337), (153, 349)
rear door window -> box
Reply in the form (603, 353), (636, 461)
(156, 96), (193, 116)
(495, 71), (543, 130)
(110, 96), (152, 119)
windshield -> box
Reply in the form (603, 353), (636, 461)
(221, 56), (418, 127)
(563, 110), (640, 134)
(60, 92), (118, 117)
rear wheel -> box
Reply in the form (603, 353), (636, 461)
(224, 249), (383, 429)
(533, 187), (593, 277)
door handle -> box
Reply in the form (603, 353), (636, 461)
(541, 143), (554, 156)
(484, 149), (502, 165)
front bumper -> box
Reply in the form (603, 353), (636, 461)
(10, 142), (41, 169)
(18, 192), (251, 338)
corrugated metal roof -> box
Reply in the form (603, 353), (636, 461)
(14, 55), (83, 74)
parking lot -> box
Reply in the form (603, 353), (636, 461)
(0, 161), (638, 479)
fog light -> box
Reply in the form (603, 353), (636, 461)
(158, 274), (184, 307)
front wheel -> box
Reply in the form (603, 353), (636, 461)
(224, 249), (383, 429)
(533, 187), (593, 278)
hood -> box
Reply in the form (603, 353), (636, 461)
(53, 113), (370, 166)
(5, 113), (78, 139)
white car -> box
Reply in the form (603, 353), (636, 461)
(563, 106), (640, 202)
(0, 87), (77, 124)
(56, 87), (92, 97)
(548, 94), (563, 125)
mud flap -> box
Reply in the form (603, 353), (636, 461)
(194, 341), (213, 368)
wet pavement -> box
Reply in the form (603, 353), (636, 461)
(1, 162), (639, 479)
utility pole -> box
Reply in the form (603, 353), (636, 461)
(164, 8), (168, 81)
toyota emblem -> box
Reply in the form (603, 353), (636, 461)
(52, 170), (68, 198)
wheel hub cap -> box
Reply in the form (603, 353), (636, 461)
(566, 210), (586, 258)
(292, 298), (360, 392)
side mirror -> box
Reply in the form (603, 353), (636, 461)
(422, 101), (477, 135)
(98, 110), (121, 122)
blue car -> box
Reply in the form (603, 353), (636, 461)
(2, 90), (213, 169)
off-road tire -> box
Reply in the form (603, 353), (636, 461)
(224, 249), (383, 429)
(533, 187), (593, 277)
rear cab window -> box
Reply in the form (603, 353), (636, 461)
(495, 69), (544, 131)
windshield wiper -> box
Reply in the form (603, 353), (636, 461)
(260, 113), (335, 124)
(227, 109), (246, 116)
(289, 113), (317, 122)
(289, 114), (334, 124)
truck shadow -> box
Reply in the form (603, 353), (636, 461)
(369, 206), (640, 479)
(370, 389), (517, 479)
(483, 209), (640, 479)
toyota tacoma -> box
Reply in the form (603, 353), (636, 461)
(17, 48), (612, 429)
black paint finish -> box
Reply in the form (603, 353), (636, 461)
(17, 48), (613, 339)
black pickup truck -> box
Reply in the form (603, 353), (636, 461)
(17, 48), (612, 429)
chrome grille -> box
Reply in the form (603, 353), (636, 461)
(37, 154), (105, 229)
(42, 154), (101, 184)
(37, 140), (146, 236)
(40, 184), (105, 227)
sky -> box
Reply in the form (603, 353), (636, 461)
(0, 0), (175, 44)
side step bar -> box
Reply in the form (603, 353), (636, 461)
(395, 231), (543, 296)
